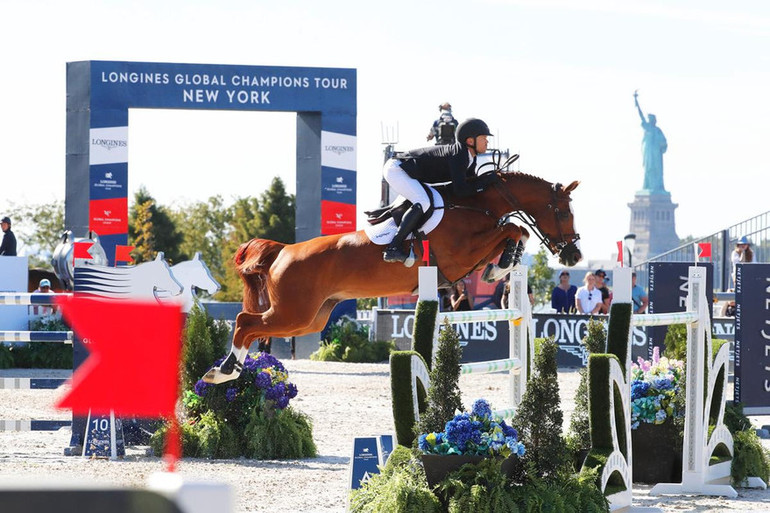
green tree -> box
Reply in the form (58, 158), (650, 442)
(8, 200), (65, 268)
(172, 195), (231, 285)
(128, 187), (184, 263)
(528, 247), (555, 307)
(216, 177), (295, 302)
(255, 177), (295, 243)
(131, 200), (155, 263)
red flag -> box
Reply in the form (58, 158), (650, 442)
(697, 242), (712, 259)
(114, 245), (135, 263)
(617, 241), (624, 265)
(73, 241), (94, 260)
(422, 240), (430, 263)
(55, 297), (183, 417)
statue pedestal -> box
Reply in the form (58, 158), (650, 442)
(628, 191), (679, 262)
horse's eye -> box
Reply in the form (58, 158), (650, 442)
(559, 211), (570, 220)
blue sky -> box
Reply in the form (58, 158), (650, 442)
(1, 0), (768, 263)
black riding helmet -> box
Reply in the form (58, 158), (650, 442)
(456, 118), (493, 149)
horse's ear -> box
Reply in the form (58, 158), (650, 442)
(155, 252), (165, 261)
(564, 181), (580, 193)
(193, 252), (202, 260)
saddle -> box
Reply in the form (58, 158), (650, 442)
(364, 183), (438, 229)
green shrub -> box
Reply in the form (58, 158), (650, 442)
(349, 446), (440, 513)
(412, 301), (438, 369)
(567, 319), (607, 468)
(731, 429), (770, 485)
(182, 304), (229, 391)
(512, 337), (569, 479)
(153, 306), (315, 460)
(417, 319), (464, 437)
(350, 446), (609, 513)
(244, 406), (317, 459)
(310, 316), (395, 363)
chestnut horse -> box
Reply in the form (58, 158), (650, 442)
(203, 171), (581, 383)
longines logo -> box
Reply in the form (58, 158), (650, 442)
(325, 145), (354, 156)
(105, 172), (113, 179)
(92, 138), (127, 151)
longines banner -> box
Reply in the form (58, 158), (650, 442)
(373, 310), (651, 367)
(647, 262), (713, 358)
(734, 263), (770, 414)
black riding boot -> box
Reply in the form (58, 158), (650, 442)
(383, 204), (424, 263)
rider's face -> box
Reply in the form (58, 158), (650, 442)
(475, 135), (489, 154)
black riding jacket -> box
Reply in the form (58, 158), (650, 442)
(395, 142), (477, 197)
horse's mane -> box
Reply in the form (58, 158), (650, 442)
(434, 171), (551, 201)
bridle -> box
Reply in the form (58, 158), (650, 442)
(491, 175), (581, 256)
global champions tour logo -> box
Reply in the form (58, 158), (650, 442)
(92, 137), (127, 151)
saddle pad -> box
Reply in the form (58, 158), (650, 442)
(364, 187), (445, 246)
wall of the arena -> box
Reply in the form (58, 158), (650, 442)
(66, 60), (357, 263)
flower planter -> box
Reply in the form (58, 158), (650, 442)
(631, 421), (682, 484)
(421, 454), (516, 488)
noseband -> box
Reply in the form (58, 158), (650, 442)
(493, 178), (581, 256)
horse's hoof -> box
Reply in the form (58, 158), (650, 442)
(201, 367), (241, 384)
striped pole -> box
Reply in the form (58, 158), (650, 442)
(461, 358), (522, 375)
(0, 293), (72, 305)
(0, 419), (72, 431)
(0, 377), (68, 389)
(0, 331), (73, 343)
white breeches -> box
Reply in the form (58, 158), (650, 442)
(383, 159), (430, 209)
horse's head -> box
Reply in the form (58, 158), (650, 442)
(496, 174), (582, 266)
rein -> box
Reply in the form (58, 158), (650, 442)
(491, 175), (580, 256)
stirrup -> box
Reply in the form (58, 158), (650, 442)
(383, 247), (407, 263)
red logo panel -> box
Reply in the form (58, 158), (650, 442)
(89, 197), (128, 236)
(321, 200), (356, 235)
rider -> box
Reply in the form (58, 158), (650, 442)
(382, 118), (498, 263)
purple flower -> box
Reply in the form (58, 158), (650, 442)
(242, 355), (259, 373)
(276, 395), (290, 409)
(287, 383), (298, 399)
(265, 382), (286, 401)
(225, 387), (238, 402)
(254, 371), (272, 389)
(418, 434), (431, 452)
(194, 380), (213, 397)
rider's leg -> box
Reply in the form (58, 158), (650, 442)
(383, 203), (424, 263)
(382, 159), (429, 263)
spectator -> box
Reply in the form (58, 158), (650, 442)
(499, 280), (533, 310)
(450, 280), (473, 311)
(730, 236), (753, 290)
(32, 278), (55, 316)
(0, 216), (17, 256)
(594, 269), (611, 314)
(426, 102), (458, 145)
(491, 274), (510, 309)
(631, 272), (648, 314)
(576, 272), (603, 315)
(551, 270), (577, 313)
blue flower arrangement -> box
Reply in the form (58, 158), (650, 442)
(630, 346), (685, 429)
(419, 399), (526, 458)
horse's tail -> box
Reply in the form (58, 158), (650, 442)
(234, 238), (284, 276)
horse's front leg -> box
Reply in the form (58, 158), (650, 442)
(481, 225), (530, 283)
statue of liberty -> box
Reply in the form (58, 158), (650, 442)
(634, 91), (667, 193)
